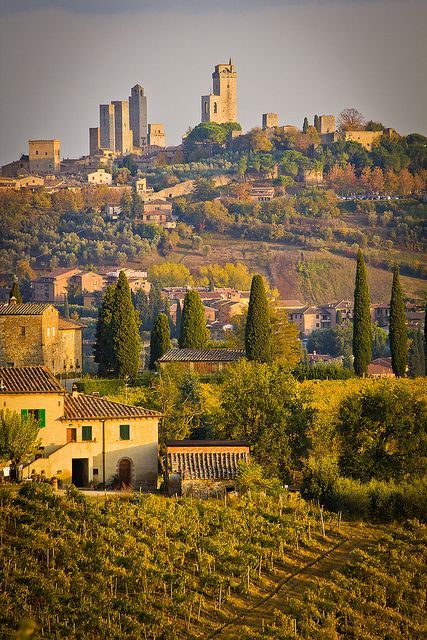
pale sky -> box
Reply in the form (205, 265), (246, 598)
(0, 0), (426, 165)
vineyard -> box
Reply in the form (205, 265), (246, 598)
(1, 484), (347, 639)
(1, 484), (425, 639)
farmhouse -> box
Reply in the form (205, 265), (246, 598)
(0, 366), (160, 489)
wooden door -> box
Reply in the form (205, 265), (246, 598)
(118, 459), (131, 487)
(67, 428), (77, 443)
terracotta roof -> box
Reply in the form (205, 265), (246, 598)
(63, 395), (161, 420)
(166, 440), (249, 448)
(0, 366), (65, 393)
(158, 349), (245, 363)
(368, 363), (395, 376)
(58, 318), (83, 330)
(371, 357), (392, 367)
(0, 303), (52, 316)
(166, 441), (249, 480)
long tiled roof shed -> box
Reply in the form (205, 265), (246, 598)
(166, 440), (250, 481)
(158, 348), (245, 363)
(0, 365), (65, 393)
(63, 395), (161, 420)
(0, 303), (52, 315)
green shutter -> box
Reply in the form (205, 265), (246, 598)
(39, 409), (46, 428)
(82, 425), (92, 441)
(119, 424), (130, 440)
(21, 409), (28, 419)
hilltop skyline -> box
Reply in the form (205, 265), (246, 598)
(0, 0), (426, 164)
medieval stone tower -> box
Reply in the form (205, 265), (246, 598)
(201, 59), (237, 124)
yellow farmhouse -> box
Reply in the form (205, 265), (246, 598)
(0, 366), (160, 489)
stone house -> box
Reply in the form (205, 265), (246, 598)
(158, 348), (245, 374)
(0, 366), (160, 488)
(165, 440), (250, 496)
(87, 168), (112, 185)
(0, 302), (83, 375)
(31, 268), (81, 303)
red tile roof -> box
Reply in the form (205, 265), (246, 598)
(0, 366), (65, 393)
(63, 395), (161, 420)
(0, 303), (52, 316)
(158, 348), (245, 363)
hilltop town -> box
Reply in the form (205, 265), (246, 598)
(0, 57), (426, 640)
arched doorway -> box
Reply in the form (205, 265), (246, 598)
(118, 459), (132, 487)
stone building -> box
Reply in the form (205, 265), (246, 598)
(147, 124), (166, 148)
(0, 302), (83, 374)
(29, 139), (61, 175)
(31, 268), (81, 303)
(201, 59), (237, 124)
(1, 154), (30, 177)
(0, 366), (160, 488)
(129, 84), (148, 148)
(319, 115), (335, 134)
(165, 440), (250, 496)
(112, 100), (132, 155)
(99, 103), (116, 152)
(89, 127), (101, 156)
(158, 348), (245, 374)
(87, 168), (112, 185)
(262, 113), (279, 130)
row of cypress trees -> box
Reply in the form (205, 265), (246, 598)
(353, 249), (410, 377)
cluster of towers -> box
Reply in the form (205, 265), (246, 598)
(89, 85), (165, 157)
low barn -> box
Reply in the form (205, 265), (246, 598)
(158, 348), (245, 374)
(165, 440), (250, 496)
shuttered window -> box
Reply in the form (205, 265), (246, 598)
(82, 425), (92, 441)
(119, 424), (130, 440)
(21, 409), (45, 428)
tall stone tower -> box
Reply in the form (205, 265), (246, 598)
(129, 84), (148, 148)
(99, 104), (115, 151)
(201, 59), (237, 124)
(112, 101), (132, 155)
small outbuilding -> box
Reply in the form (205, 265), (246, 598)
(158, 348), (245, 374)
(165, 440), (250, 496)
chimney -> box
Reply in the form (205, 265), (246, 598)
(71, 383), (78, 398)
(9, 296), (17, 305)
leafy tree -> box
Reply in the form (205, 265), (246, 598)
(271, 308), (301, 367)
(337, 384), (426, 482)
(192, 177), (218, 202)
(9, 280), (22, 304)
(148, 262), (193, 288)
(0, 410), (41, 481)
(110, 271), (141, 378)
(179, 290), (209, 348)
(365, 120), (385, 131)
(245, 275), (272, 363)
(94, 285), (116, 376)
(352, 250), (372, 376)
(218, 360), (314, 482)
(149, 313), (171, 370)
(115, 167), (131, 185)
(338, 108), (365, 131)
(372, 323), (389, 358)
(389, 267), (407, 377)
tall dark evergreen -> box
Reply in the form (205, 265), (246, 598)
(179, 290), (209, 349)
(424, 304), (427, 374)
(149, 313), (171, 370)
(64, 295), (70, 320)
(389, 266), (407, 377)
(94, 285), (116, 376)
(9, 280), (22, 304)
(408, 330), (423, 378)
(111, 271), (141, 378)
(314, 114), (320, 132)
(245, 274), (273, 363)
(352, 250), (372, 376)
(175, 300), (182, 339)
(302, 117), (309, 133)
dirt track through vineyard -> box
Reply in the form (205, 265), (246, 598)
(208, 526), (379, 639)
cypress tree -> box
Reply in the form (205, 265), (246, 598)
(149, 313), (171, 370)
(179, 290), (209, 349)
(64, 295), (70, 320)
(336, 309), (343, 325)
(424, 304), (427, 374)
(245, 274), (273, 363)
(302, 117), (309, 134)
(111, 271), (141, 378)
(314, 115), (320, 132)
(9, 280), (22, 304)
(94, 285), (116, 376)
(175, 300), (182, 339)
(352, 250), (372, 376)
(389, 266), (407, 377)
(418, 327), (426, 376)
(408, 330), (422, 378)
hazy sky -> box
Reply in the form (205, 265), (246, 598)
(0, 0), (426, 165)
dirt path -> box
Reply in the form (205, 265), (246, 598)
(208, 526), (379, 639)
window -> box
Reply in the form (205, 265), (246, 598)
(21, 408), (46, 427)
(119, 424), (130, 440)
(82, 425), (92, 441)
(93, 468), (99, 476)
(20, 326), (26, 336)
(204, 102), (208, 114)
(214, 102), (218, 114)
(47, 328), (51, 338)
(52, 327), (56, 337)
